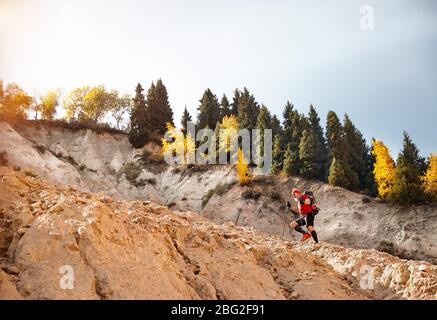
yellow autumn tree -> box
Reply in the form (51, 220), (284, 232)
(0, 83), (33, 120)
(371, 139), (396, 199)
(217, 115), (239, 152)
(40, 89), (61, 120)
(236, 147), (251, 185)
(161, 123), (195, 164)
(422, 153), (437, 200)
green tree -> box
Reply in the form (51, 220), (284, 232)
(326, 111), (345, 162)
(271, 114), (282, 138)
(328, 157), (357, 189)
(288, 121), (302, 175)
(300, 113), (310, 133)
(180, 106), (192, 135)
(398, 131), (426, 175)
(271, 134), (284, 174)
(255, 104), (272, 166)
(308, 105), (327, 181)
(255, 104), (272, 132)
(299, 129), (321, 179)
(145, 79), (174, 135)
(220, 94), (232, 120)
(388, 132), (425, 204)
(236, 87), (259, 130)
(366, 141), (378, 196)
(326, 111), (358, 190)
(343, 114), (373, 190)
(128, 83), (149, 148)
(282, 145), (294, 176)
(230, 88), (240, 116)
(196, 88), (220, 130)
(282, 101), (294, 142)
(282, 101), (302, 175)
(111, 93), (132, 131)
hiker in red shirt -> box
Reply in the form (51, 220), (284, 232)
(286, 188), (319, 243)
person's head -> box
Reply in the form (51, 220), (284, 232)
(292, 188), (301, 198)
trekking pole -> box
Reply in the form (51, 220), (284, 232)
(281, 205), (289, 240)
(235, 208), (242, 226)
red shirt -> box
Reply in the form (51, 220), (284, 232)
(295, 195), (314, 215)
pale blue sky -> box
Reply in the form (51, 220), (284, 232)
(1, 0), (436, 157)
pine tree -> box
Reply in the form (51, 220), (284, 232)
(236, 87), (259, 130)
(398, 131), (426, 174)
(255, 105), (272, 166)
(299, 129), (321, 179)
(255, 105), (272, 132)
(282, 101), (294, 142)
(366, 142), (378, 196)
(269, 113), (284, 175)
(343, 114), (373, 190)
(197, 88), (221, 130)
(422, 153), (437, 201)
(291, 111), (304, 165)
(300, 113), (310, 133)
(129, 83), (149, 148)
(388, 132), (425, 204)
(326, 111), (358, 190)
(220, 94), (232, 120)
(146, 79), (174, 135)
(328, 157), (354, 189)
(371, 139), (396, 199)
(282, 102), (302, 176)
(271, 114), (282, 138)
(326, 111), (345, 162)
(180, 106), (192, 135)
(282, 145), (294, 176)
(230, 89), (240, 116)
(271, 134), (284, 174)
(307, 105), (327, 181)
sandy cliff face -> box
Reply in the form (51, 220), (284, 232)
(0, 121), (234, 206)
(0, 167), (435, 300)
(0, 121), (436, 265)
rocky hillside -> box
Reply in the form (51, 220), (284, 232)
(1, 121), (436, 265)
(0, 167), (436, 300)
(202, 176), (437, 264)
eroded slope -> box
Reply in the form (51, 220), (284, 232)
(0, 167), (436, 300)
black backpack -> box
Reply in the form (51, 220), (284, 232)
(303, 191), (315, 205)
(303, 190), (320, 215)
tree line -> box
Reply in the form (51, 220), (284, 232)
(0, 80), (133, 131)
(1, 79), (435, 203)
(172, 86), (436, 203)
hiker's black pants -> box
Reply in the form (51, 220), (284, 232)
(294, 212), (316, 227)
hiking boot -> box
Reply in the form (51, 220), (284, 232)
(301, 233), (311, 242)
